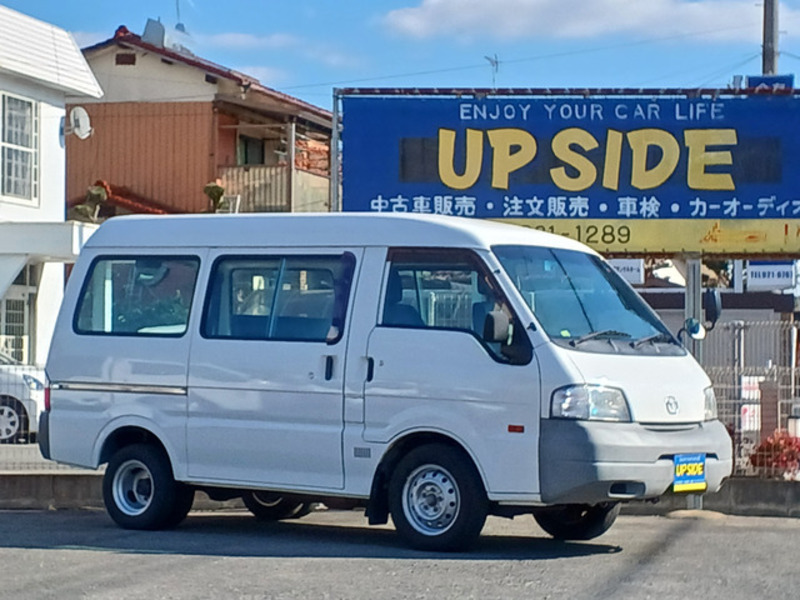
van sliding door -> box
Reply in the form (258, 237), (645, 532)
(186, 249), (360, 489)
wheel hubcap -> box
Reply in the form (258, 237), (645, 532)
(402, 464), (460, 535)
(113, 459), (154, 516)
(0, 405), (20, 440)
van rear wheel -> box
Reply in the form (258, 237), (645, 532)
(241, 491), (311, 521)
(388, 444), (488, 552)
(533, 502), (620, 540)
(103, 443), (189, 530)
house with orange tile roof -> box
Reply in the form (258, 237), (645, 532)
(66, 19), (333, 219)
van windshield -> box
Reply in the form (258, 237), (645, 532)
(493, 245), (681, 355)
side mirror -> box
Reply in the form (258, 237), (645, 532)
(483, 310), (510, 344)
(703, 288), (722, 330)
(684, 317), (706, 341)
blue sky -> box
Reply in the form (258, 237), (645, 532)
(7, 0), (800, 108)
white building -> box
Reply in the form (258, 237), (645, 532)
(0, 5), (102, 365)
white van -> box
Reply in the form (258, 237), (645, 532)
(39, 213), (732, 551)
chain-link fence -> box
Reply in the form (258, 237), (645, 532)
(2, 319), (799, 478)
(702, 320), (800, 480)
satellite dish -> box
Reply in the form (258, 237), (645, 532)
(68, 106), (92, 140)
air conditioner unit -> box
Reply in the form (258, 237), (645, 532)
(791, 403), (800, 418)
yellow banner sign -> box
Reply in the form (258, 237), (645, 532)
(497, 219), (800, 256)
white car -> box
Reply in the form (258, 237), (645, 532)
(0, 350), (46, 444)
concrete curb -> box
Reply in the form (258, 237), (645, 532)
(621, 477), (800, 518)
(0, 473), (797, 517)
(0, 473), (243, 511)
(0, 473), (103, 510)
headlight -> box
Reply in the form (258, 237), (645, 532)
(23, 374), (44, 391)
(704, 386), (717, 421)
(551, 384), (631, 422)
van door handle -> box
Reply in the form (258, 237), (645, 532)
(324, 355), (334, 381)
(366, 357), (375, 382)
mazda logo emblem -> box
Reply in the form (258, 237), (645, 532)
(665, 396), (679, 415)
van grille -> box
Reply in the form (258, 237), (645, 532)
(640, 422), (700, 432)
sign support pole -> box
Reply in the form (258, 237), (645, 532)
(685, 257), (704, 510)
(763, 0), (779, 75)
(685, 258), (703, 363)
(330, 89), (341, 212)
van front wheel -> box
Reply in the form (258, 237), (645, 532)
(103, 444), (189, 530)
(533, 502), (620, 540)
(388, 444), (488, 551)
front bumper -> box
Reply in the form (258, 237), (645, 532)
(539, 418), (733, 504)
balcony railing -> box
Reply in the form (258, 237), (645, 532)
(218, 165), (330, 213)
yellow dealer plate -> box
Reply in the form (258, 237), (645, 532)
(673, 453), (707, 493)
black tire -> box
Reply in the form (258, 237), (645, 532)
(290, 502), (316, 519)
(388, 444), (488, 552)
(103, 443), (186, 530)
(162, 483), (196, 529)
(533, 502), (621, 540)
(241, 491), (310, 521)
(0, 398), (28, 444)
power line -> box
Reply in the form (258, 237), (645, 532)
(635, 52), (761, 87)
(282, 23), (760, 91)
(692, 53), (763, 88)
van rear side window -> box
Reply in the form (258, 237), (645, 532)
(201, 253), (355, 343)
(73, 256), (200, 336)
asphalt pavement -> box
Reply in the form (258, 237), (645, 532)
(1, 508), (798, 600)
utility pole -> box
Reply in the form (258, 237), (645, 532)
(763, 0), (779, 75)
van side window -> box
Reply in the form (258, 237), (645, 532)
(74, 256), (200, 336)
(382, 248), (532, 364)
(202, 253), (356, 343)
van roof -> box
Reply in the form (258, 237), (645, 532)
(84, 212), (594, 253)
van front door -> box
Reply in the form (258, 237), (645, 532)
(363, 248), (541, 496)
(186, 250), (359, 489)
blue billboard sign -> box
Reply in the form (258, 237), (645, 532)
(341, 94), (800, 223)
(746, 74), (794, 91)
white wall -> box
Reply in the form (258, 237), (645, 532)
(76, 48), (218, 104)
(34, 263), (64, 365)
(1, 74), (69, 365)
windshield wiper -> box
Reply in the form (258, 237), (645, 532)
(570, 329), (631, 347)
(630, 332), (675, 348)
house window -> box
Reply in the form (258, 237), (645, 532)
(115, 53), (136, 65)
(0, 269), (35, 363)
(238, 135), (265, 165)
(1, 94), (39, 203)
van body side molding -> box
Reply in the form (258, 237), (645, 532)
(51, 382), (188, 396)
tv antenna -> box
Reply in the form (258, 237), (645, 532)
(175, 0), (187, 33)
(484, 54), (499, 88)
